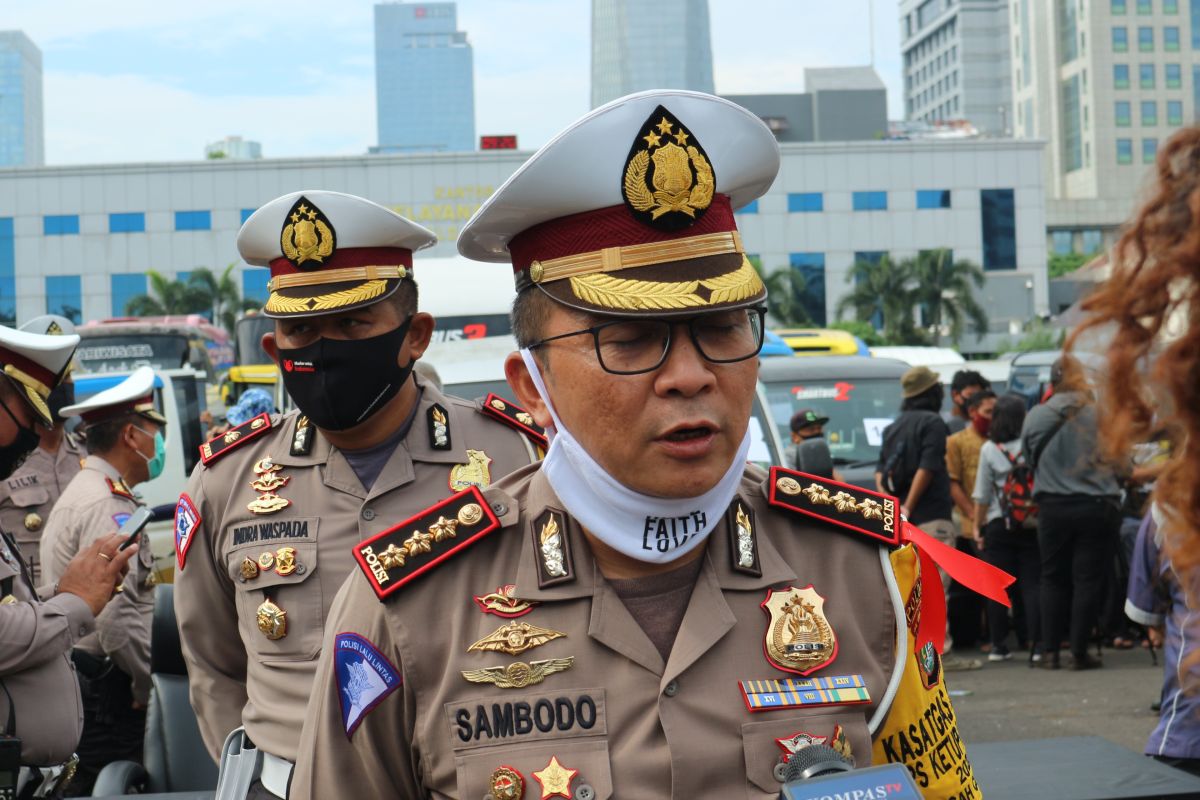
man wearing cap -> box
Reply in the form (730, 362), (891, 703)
(0, 315), (86, 585)
(294, 92), (1003, 799)
(40, 365), (165, 794)
(174, 190), (542, 800)
(0, 325), (139, 797)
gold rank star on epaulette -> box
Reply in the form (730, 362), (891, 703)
(354, 486), (501, 600)
(768, 467), (900, 546)
(200, 413), (272, 466)
(480, 393), (548, 449)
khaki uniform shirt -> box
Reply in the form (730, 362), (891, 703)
(0, 433), (85, 586)
(293, 465), (981, 800)
(39, 456), (155, 702)
(0, 529), (93, 765)
(175, 378), (540, 763)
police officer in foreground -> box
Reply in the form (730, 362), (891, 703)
(0, 325), (139, 798)
(40, 366), (165, 795)
(294, 92), (1011, 799)
(175, 191), (543, 800)
(0, 315), (85, 585)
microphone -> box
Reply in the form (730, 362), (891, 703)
(777, 744), (922, 800)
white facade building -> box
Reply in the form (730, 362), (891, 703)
(0, 139), (1046, 353)
(204, 136), (262, 161)
(900, 0), (1013, 134)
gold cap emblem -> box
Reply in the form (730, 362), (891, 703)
(622, 105), (714, 232)
(280, 196), (336, 271)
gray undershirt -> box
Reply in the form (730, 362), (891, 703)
(608, 554), (706, 662)
(341, 392), (421, 491)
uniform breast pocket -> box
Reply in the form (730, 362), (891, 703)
(448, 689), (613, 800)
(741, 709), (872, 799)
(226, 540), (321, 662)
(4, 485), (49, 545)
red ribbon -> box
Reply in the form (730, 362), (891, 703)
(901, 521), (1016, 654)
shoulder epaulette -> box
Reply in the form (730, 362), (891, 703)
(105, 477), (136, 501)
(767, 467), (901, 546)
(480, 393), (548, 449)
(353, 486), (501, 600)
(199, 413), (272, 466)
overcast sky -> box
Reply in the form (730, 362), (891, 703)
(4, 0), (902, 165)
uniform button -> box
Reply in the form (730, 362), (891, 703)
(490, 502), (507, 516)
(574, 784), (595, 800)
(663, 679), (679, 697)
(361, 508), (376, 521)
(296, 564), (307, 575)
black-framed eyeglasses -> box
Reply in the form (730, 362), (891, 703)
(529, 306), (767, 375)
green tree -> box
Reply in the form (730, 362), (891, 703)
(828, 320), (884, 347)
(1048, 251), (1089, 278)
(188, 263), (259, 334)
(910, 249), (988, 345)
(834, 254), (924, 344)
(124, 269), (211, 317)
(751, 259), (813, 327)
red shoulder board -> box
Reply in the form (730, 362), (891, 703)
(480, 393), (548, 449)
(105, 477), (136, 500)
(199, 413), (272, 466)
(768, 467), (901, 546)
(353, 486), (502, 600)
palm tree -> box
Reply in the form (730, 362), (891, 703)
(752, 260), (813, 327)
(124, 269), (211, 317)
(835, 255), (922, 343)
(188, 263), (258, 333)
(910, 249), (988, 345)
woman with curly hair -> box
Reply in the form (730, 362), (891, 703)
(1069, 125), (1200, 769)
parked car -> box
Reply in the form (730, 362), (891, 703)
(758, 356), (909, 489)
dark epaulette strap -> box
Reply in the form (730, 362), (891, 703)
(767, 467), (901, 546)
(480, 393), (548, 449)
(199, 413), (273, 466)
(353, 486), (502, 600)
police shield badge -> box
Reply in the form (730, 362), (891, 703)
(761, 585), (838, 676)
(334, 633), (401, 737)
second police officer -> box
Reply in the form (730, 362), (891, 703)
(174, 191), (544, 800)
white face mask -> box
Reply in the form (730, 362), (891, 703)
(519, 349), (750, 565)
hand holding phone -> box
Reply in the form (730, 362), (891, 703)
(117, 506), (154, 551)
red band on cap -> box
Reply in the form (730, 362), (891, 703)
(507, 194), (736, 272)
(0, 346), (58, 388)
(269, 246), (415, 279)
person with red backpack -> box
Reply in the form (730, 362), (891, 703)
(973, 394), (1043, 664)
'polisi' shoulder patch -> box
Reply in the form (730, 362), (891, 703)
(174, 492), (201, 570)
(480, 393), (548, 450)
(354, 486), (501, 600)
(200, 413), (272, 466)
(767, 467), (900, 546)
(334, 632), (401, 738)
(106, 477), (136, 500)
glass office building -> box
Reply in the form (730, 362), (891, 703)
(591, 0), (715, 108)
(374, 2), (475, 153)
(0, 31), (44, 167)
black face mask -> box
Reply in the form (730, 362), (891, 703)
(0, 397), (41, 480)
(48, 382), (75, 421)
(277, 319), (415, 432)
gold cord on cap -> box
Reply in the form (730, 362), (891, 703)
(527, 230), (743, 285)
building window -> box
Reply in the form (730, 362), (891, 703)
(111, 274), (147, 317)
(1144, 137), (1159, 163)
(1165, 26), (1181, 49)
(1117, 137), (1134, 163)
(1114, 64), (1130, 88)
(242, 269), (270, 306)
(916, 189), (952, 208)
(1113, 0), (1127, 12)
(1194, 66), (1200, 120)
(1116, 100), (1132, 125)
(1113, 26), (1129, 50)
(1140, 62), (1156, 87)
(736, 199), (759, 215)
(108, 212), (145, 233)
(980, 189), (1017, 271)
(241, 209), (256, 224)
(45, 275), (82, 324)
(1165, 0), (1179, 10)
(43, 215), (80, 236)
(175, 210), (211, 231)
(1059, 0), (1079, 61)
(1166, 63), (1182, 87)
(0, 219), (14, 327)
(1052, 230), (1074, 255)
(787, 193), (823, 213)
(789, 252), (827, 326)
(1142, 100), (1158, 124)
(1138, 26), (1154, 50)
(1061, 75), (1084, 172)
(1193, 0), (1200, 46)
(1081, 229), (1103, 253)
(1168, 99), (1184, 125)
(852, 191), (888, 211)
(1137, 0), (1152, 10)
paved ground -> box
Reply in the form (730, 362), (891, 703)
(947, 644), (1164, 754)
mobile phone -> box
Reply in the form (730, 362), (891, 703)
(117, 506), (155, 551)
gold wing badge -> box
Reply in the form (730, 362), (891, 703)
(622, 105), (715, 232)
(279, 196), (336, 270)
(468, 621), (566, 656)
(461, 657), (575, 689)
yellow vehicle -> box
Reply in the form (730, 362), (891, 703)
(223, 313), (277, 405)
(773, 328), (869, 357)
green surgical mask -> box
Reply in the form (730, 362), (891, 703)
(133, 426), (166, 481)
